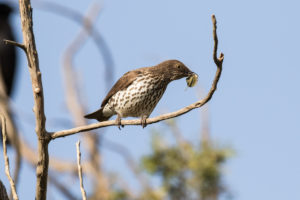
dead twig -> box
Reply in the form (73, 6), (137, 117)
(3, 39), (26, 52)
(0, 67), (22, 192)
(1, 116), (19, 200)
(76, 141), (87, 200)
(50, 14), (224, 139)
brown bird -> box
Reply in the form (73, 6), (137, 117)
(84, 60), (196, 129)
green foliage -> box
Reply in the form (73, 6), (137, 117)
(141, 132), (233, 200)
(109, 189), (130, 200)
(107, 123), (233, 200)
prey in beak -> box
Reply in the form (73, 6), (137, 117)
(186, 72), (198, 87)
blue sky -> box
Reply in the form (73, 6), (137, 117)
(1, 0), (300, 199)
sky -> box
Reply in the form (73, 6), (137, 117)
(1, 0), (300, 199)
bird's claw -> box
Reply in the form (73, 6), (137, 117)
(116, 114), (123, 130)
(141, 116), (148, 128)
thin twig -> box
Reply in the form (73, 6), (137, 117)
(1, 116), (19, 200)
(0, 68), (22, 191)
(76, 141), (87, 200)
(50, 14), (224, 139)
(3, 39), (26, 52)
(212, 15), (224, 67)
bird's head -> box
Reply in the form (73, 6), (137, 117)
(159, 60), (196, 81)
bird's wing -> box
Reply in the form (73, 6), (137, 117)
(101, 69), (143, 107)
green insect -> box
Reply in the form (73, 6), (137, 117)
(186, 73), (198, 87)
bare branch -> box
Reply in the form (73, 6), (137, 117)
(76, 141), (87, 200)
(1, 116), (19, 200)
(212, 15), (224, 67)
(3, 39), (26, 52)
(51, 15), (224, 139)
(18, 0), (50, 199)
(36, 0), (115, 88)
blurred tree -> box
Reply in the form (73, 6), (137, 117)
(140, 122), (233, 200)
(98, 119), (233, 200)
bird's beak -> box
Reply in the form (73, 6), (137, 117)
(187, 71), (196, 78)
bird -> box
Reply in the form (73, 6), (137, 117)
(0, 3), (17, 96)
(0, 3), (18, 146)
(84, 60), (196, 129)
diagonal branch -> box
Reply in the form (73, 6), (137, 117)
(35, 0), (115, 89)
(50, 14), (224, 140)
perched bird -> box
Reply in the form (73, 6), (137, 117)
(85, 60), (196, 128)
(0, 3), (17, 96)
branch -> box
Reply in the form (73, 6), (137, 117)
(1, 116), (19, 200)
(35, 0), (115, 88)
(50, 14), (224, 140)
(76, 141), (87, 200)
(0, 68), (22, 190)
(2, 39), (26, 52)
(18, 0), (49, 199)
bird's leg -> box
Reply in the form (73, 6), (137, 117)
(116, 114), (124, 130)
(141, 115), (148, 128)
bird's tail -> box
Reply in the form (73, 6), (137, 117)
(84, 108), (111, 122)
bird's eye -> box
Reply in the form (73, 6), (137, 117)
(176, 64), (181, 69)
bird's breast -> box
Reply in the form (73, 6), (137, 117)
(107, 75), (167, 117)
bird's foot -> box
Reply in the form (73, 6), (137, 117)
(116, 114), (124, 130)
(141, 115), (148, 128)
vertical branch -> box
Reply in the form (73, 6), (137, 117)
(76, 141), (87, 200)
(211, 15), (224, 68)
(18, 0), (49, 199)
(1, 116), (19, 200)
